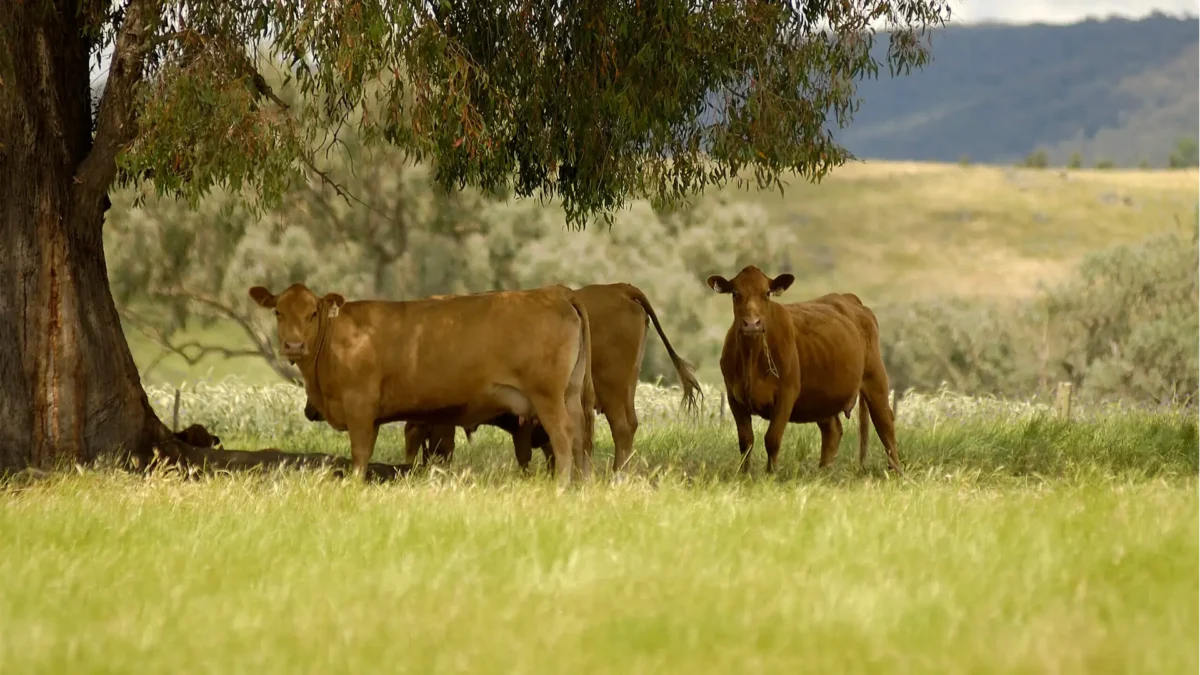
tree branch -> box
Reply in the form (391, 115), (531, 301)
(245, 64), (388, 218)
(123, 308), (263, 376)
(298, 175), (351, 233)
(142, 288), (303, 384)
(74, 0), (162, 214)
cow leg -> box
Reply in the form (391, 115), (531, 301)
(764, 389), (800, 475)
(727, 395), (755, 474)
(857, 394), (872, 471)
(511, 422), (536, 472)
(540, 439), (555, 475)
(862, 384), (902, 474)
(608, 403), (638, 475)
(568, 389), (593, 483)
(428, 425), (456, 465)
(529, 395), (575, 489)
(347, 417), (381, 480)
(816, 416), (844, 469)
(403, 422), (428, 467)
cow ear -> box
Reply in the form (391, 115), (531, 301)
(706, 276), (733, 294)
(769, 274), (794, 296)
(323, 293), (346, 318)
(249, 286), (277, 308)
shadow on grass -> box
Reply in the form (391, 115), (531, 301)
(173, 408), (1198, 489)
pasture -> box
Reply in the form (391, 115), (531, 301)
(2, 381), (1196, 673)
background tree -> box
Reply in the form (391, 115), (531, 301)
(1020, 148), (1049, 168)
(0, 0), (951, 472)
(107, 149), (788, 387)
(1168, 137), (1199, 168)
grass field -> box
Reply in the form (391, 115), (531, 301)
(2, 381), (1196, 673)
(706, 160), (1198, 301)
(118, 160), (1200, 389)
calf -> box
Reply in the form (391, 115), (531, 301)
(250, 283), (595, 486)
(706, 266), (901, 474)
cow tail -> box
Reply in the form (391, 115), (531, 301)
(622, 284), (702, 412)
(569, 294), (597, 445)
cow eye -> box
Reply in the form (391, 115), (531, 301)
(274, 310), (280, 318)
(309, 311), (318, 321)
(731, 292), (741, 301)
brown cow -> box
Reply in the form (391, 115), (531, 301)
(401, 283), (702, 474)
(706, 266), (901, 474)
(811, 292), (883, 470)
(249, 283), (595, 486)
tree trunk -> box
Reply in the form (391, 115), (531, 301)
(0, 3), (409, 480)
(0, 3), (164, 472)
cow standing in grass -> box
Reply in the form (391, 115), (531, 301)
(403, 283), (702, 474)
(706, 266), (902, 474)
(249, 283), (595, 487)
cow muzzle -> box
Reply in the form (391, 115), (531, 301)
(740, 317), (765, 336)
(282, 341), (308, 358)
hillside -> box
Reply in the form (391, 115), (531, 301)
(838, 14), (1199, 167)
(121, 160), (1200, 387)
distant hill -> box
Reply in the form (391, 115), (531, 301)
(839, 13), (1199, 167)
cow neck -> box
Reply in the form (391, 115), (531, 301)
(299, 300), (336, 413)
(732, 313), (781, 404)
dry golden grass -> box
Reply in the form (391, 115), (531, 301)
(712, 160), (1199, 303)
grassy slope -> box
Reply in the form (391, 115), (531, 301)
(123, 160), (1200, 388)
(3, 384), (1196, 674)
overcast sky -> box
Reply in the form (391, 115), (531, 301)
(951, 0), (1197, 23)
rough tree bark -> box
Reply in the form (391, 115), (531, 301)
(0, 2), (406, 479)
(0, 0), (167, 472)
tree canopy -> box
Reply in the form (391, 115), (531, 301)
(106, 0), (951, 225)
(0, 0), (950, 473)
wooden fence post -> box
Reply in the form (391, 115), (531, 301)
(172, 388), (181, 433)
(1055, 381), (1073, 420)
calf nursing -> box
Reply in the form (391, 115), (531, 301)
(706, 266), (902, 474)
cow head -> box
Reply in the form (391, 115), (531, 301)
(706, 265), (794, 336)
(248, 283), (345, 363)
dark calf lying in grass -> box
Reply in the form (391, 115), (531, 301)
(173, 423), (221, 449)
(158, 422), (407, 482)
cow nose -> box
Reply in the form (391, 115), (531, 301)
(284, 340), (305, 352)
(742, 317), (762, 331)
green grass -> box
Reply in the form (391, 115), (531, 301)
(2, 382), (1196, 673)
